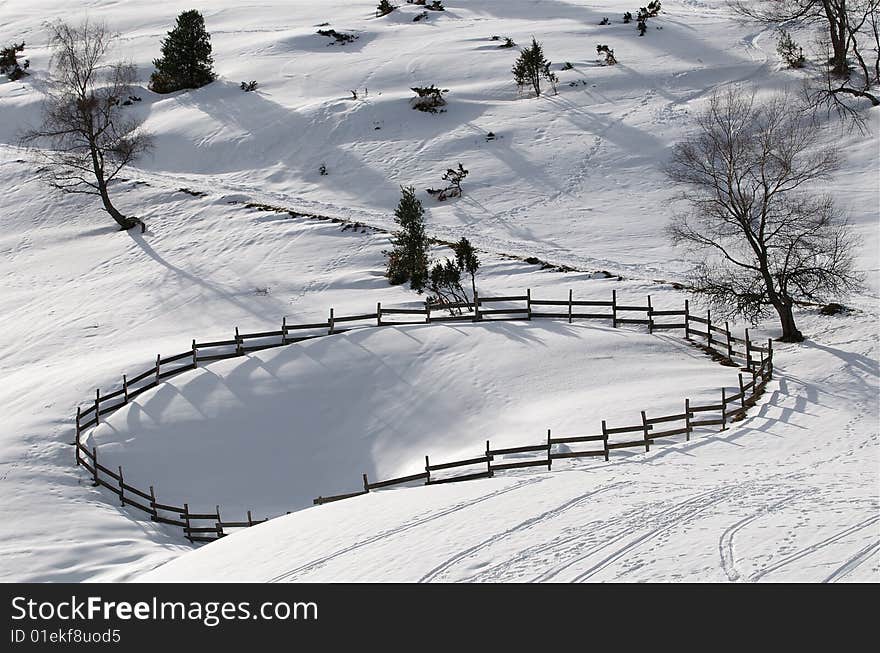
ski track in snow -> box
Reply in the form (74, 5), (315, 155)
(718, 490), (814, 582)
(268, 477), (546, 582)
(750, 515), (880, 582)
(418, 480), (627, 583)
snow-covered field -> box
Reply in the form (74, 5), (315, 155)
(0, 0), (877, 582)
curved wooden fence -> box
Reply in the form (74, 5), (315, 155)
(74, 289), (773, 543)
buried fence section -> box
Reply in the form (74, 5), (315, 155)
(73, 289), (775, 537)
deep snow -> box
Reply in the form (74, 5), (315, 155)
(0, 0), (877, 582)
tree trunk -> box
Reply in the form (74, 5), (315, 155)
(774, 299), (804, 342)
(98, 183), (137, 230)
(824, 0), (850, 76)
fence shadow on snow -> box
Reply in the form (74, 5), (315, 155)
(74, 289), (774, 543)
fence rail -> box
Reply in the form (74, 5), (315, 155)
(74, 288), (774, 543)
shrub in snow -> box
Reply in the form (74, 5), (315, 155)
(376, 0), (397, 17)
(410, 84), (448, 112)
(240, 80), (258, 91)
(319, 163), (328, 175)
(776, 29), (806, 68)
(150, 10), (216, 94)
(425, 1), (445, 10)
(512, 37), (558, 97)
(562, 61), (574, 70)
(623, 12), (633, 23)
(0, 42), (29, 81)
(385, 186), (430, 292)
(597, 44), (617, 65)
(635, 2), (661, 36)
(317, 29), (358, 45)
(428, 258), (468, 310)
(413, 11), (428, 21)
(427, 163), (468, 200)
(500, 37), (516, 48)
(599, 17), (610, 25)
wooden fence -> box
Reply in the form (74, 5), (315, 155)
(74, 289), (773, 541)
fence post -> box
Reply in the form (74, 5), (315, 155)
(767, 338), (773, 378)
(745, 328), (753, 370)
(190, 339), (197, 367)
(362, 473), (370, 493)
(91, 447), (99, 485)
(706, 310), (713, 347)
(75, 408), (82, 461)
(425, 455), (431, 484)
(641, 411), (650, 452)
(182, 503), (193, 542)
(149, 485), (158, 520)
(122, 375), (128, 403)
(684, 398), (691, 441)
(247, 510), (254, 527)
(328, 308), (335, 335)
(684, 299), (690, 339)
(281, 317), (287, 345)
(216, 505), (224, 538)
(473, 291), (481, 322)
(235, 327), (243, 355)
(94, 388), (100, 426)
(738, 373), (746, 410)
(752, 360), (759, 396)
(725, 322), (733, 360)
(568, 289), (573, 324)
(424, 303), (430, 324)
(377, 302), (382, 327)
(118, 466), (125, 506)
(611, 290), (618, 328)
(601, 420), (610, 461)
(546, 429), (552, 470)
(155, 354), (161, 382)
(526, 288), (532, 321)
(647, 296), (653, 334)
(720, 388), (727, 430)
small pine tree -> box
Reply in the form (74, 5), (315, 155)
(385, 186), (430, 292)
(776, 29), (806, 68)
(428, 258), (468, 310)
(376, 0), (397, 17)
(597, 44), (617, 65)
(452, 237), (480, 301)
(150, 10), (216, 94)
(512, 37), (558, 97)
(0, 42), (29, 81)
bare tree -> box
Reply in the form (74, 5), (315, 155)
(807, 2), (880, 125)
(733, 1), (879, 116)
(665, 88), (861, 342)
(22, 20), (152, 231)
(731, 1), (855, 76)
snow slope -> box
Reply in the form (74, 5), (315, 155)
(0, 0), (877, 582)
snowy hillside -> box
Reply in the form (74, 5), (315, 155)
(0, 0), (877, 583)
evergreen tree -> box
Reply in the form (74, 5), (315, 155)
(512, 37), (557, 97)
(150, 10), (215, 94)
(385, 186), (430, 292)
(452, 237), (480, 301)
